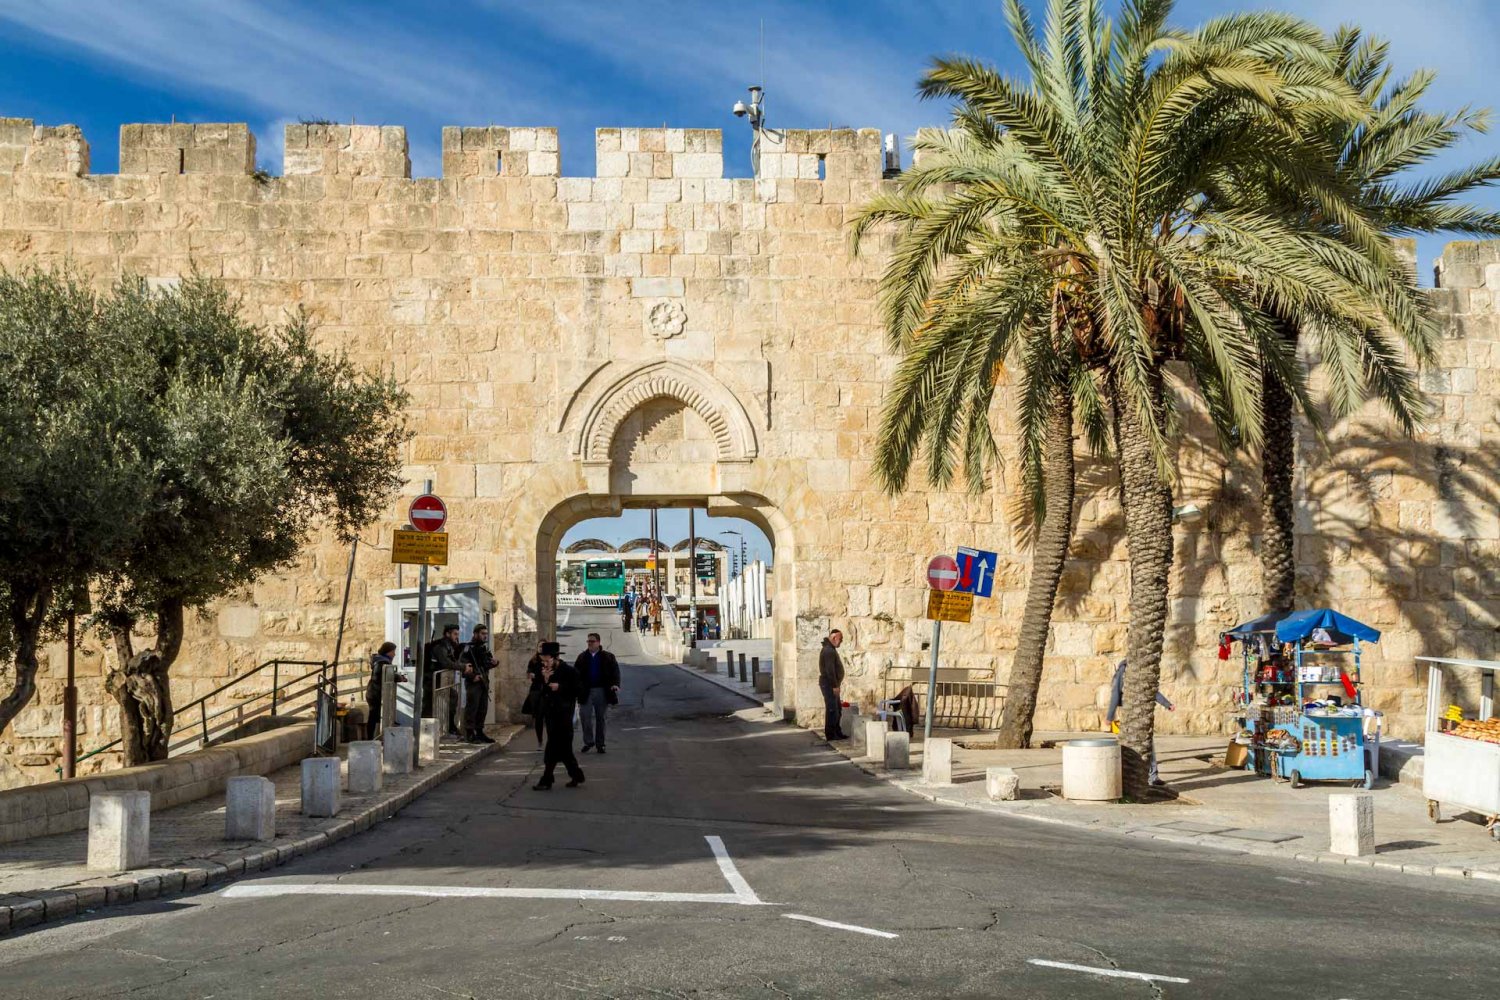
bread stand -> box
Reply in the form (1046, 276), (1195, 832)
(1418, 656), (1500, 841)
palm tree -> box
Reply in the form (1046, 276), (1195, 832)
(855, 0), (1413, 797)
(1246, 28), (1500, 613)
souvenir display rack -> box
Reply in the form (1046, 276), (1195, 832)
(1222, 609), (1381, 790)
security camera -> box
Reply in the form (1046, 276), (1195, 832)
(732, 101), (749, 117)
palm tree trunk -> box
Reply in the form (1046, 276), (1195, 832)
(1112, 370), (1174, 800)
(996, 383), (1076, 749)
(1260, 325), (1297, 615)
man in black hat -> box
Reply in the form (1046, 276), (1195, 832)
(534, 640), (585, 790)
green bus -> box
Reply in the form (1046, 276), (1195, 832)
(583, 559), (626, 596)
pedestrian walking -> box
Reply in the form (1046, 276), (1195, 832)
(820, 629), (847, 741)
(425, 623), (463, 739)
(365, 642), (399, 740)
(524, 643), (547, 749)
(1106, 658), (1175, 786)
(534, 641), (585, 790)
(574, 632), (621, 754)
(650, 596), (662, 635)
(618, 590), (634, 632)
(459, 624), (497, 743)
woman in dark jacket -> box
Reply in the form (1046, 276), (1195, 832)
(366, 642), (399, 740)
(525, 643), (547, 748)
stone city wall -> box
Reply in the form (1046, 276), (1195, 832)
(0, 115), (1495, 786)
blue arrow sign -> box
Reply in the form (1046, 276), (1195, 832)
(955, 546), (998, 598)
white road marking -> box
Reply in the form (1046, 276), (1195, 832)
(783, 914), (899, 939)
(223, 883), (758, 905)
(1027, 959), (1189, 984)
(223, 835), (770, 907)
(705, 835), (761, 903)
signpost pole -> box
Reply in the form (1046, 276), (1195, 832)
(688, 507), (698, 643)
(412, 479), (431, 768)
(924, 619), (942, 744)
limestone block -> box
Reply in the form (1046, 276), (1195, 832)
(754, 669), (772, 694)
(884, 731), (911, 770)
(419, 719), (439, 764)
(300, 757), (340, 818)
(1329, 793), (1375, 857)
(840, 705), (859, 738)
(348, 740), (383, 794)
(1061, 738), (1122, 801)
(986, 767), (1020, 801)
(224, 775), (276, 841)
(88, 791), (150, 871)
(922, 737), (953, 786)
(384, 731), (414, 779)
(865, 719), (889, 763)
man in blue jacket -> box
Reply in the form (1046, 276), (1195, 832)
(574, 632), (621, 754)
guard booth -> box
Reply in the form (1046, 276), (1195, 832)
(383, 582), (496, 726)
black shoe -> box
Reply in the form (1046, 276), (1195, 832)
(478, 734), (495, 744)
(566, 776), (585, 787)
(597, 747), (606, 754)
(533, 781), (552, 791)
(1149, 778), (1166, 787)
(581, 744), (594, 753)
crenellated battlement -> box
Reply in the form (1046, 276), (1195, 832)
(0, 118), (892, 193)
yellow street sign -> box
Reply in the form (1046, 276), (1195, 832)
(392, 530), (448, 566)
(926, 589), (973, 623)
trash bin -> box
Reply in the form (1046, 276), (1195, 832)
(1062, 737), (1122, 801)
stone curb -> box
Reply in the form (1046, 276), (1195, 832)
(0, 727), (520, 937)
(671, 662), (772, 707)
(830, 744), (1500, 894)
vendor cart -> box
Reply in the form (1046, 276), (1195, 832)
(1223, 608), (1381, 790)
(1418, 656), (1500, 841)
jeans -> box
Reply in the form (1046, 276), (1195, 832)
(820, 683), (841, 739)
(580, 687), (609, 748)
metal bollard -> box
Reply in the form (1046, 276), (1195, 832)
(738, 652), (748, 683)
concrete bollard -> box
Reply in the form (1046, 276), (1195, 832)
(348, 740), (383, 794)
(383, 726), (414, 775)
(1062, 737), (1122, 801)
(225, 775), (276, 841)
(864, 719), (888, 762)
(986, 766), (1021, 801)
(752, 657), (772, 693)
(419, 718), (439, 764)
(301, 757), (341, 817)
(922, 737), (954, 785)
(707, 655), (718, 674)
(738, 652), (748, 683)
(884, 730), (911, 770)
(88, 790), (150, 871)
(1329, 793), (1375, 856)
(840, 705), (859, 740)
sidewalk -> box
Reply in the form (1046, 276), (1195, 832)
(0, 724), (520, 935)
(834, 730), (1500, 888)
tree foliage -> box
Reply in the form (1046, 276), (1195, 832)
(0, 271), (410, 763)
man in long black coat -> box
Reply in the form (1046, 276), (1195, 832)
(819, 629), (847, 741)
(534, 641), (585, 790)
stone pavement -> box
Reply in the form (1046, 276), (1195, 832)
(0, 725), (520, 935)
(833, 729), (1500, 889)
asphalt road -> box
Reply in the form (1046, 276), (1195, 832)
(2, 607), (1498, 999)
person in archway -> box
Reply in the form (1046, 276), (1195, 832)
(618, 589), (634, 632)
(576, 632), (621, 754)
(535, 641), (585, 790)
(820, 629), (847, 741)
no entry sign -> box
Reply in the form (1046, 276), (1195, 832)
(409, 493), (447, 533)
(927, 555), (960, 592)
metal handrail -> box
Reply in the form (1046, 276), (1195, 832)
(74, 657), (334, 767)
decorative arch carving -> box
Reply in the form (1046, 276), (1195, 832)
(572, 360), (758, 465)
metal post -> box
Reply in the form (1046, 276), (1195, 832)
(332, 538), (359, 670)
(271, 661), (280, 716)
(688, 507), (698, 644)
(738, 652), (747, 683)
(61, 609), (77, 779)
(412, 479), (431, 767)
(924, 620), (943, 743)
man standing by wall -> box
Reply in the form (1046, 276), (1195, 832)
(820, 629), (846, 741)
(575, 632), (621, 754)
(426, 623), (463, 739)
(459, 624), (496, 744)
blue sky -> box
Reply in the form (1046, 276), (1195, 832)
(3, 0), (1497, 562)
